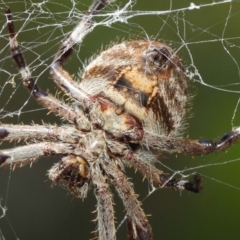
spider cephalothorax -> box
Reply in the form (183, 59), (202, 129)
(1, 1), (240, 240)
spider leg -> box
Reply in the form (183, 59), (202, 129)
(91, 160), (116, 240)
(105, 159), (152, 240)
(126, 215), (151, 240)
(122, 149), (202, 193)
(108, 140), (202, 193)
(0, 124), (82, 143)
(50, 0), (114, 104)
(143, 126), (240, 155)
(123, 148), (164, 186)
(0, 142), (74, 167)
(4, 9), (89, 128)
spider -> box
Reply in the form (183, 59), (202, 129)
(1, 0), (240, 239)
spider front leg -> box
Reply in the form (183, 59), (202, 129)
(144, 126), (240, 155)
(0, 142), (74, 167)
(4, 9), (90, 129)
(50, 0), (115, 104)
(0, 124), (82, 143)
(0, 124), (85, 168)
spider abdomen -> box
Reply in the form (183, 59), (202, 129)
(82, 40), (188, 137)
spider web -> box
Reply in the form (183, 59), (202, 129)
(0, 0), (240, 239)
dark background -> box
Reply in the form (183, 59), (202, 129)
(1, 0), (240, 240)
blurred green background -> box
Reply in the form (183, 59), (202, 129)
(1, 0), (240, 240)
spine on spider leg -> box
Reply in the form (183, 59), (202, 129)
(0, 142), (73, 167)
(0, 124), (82, 143)
(144, 126), (240, 155)
(105, 160), (153, 239)
(122, 149), (202, 193)
(122, 149), (164, 185)
(91, 161), (116, 240)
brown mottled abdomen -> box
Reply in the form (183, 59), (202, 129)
(81, 41), (188, 137)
